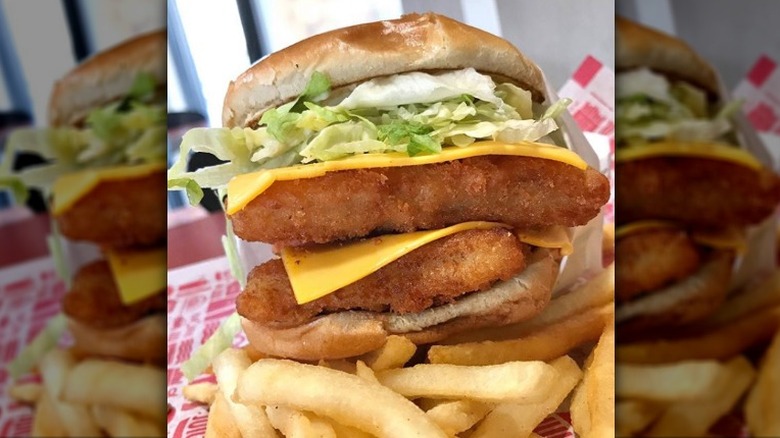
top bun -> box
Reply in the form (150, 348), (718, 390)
(48, 29), (166, 127)
(222, 13), (545, 128)
(616, 16), (719, 93)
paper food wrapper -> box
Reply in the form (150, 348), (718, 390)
(0, 257), (64, 437)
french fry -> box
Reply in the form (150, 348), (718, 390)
(615, 400), (664, 437)
(265, 405), (336, 438)
(359, 335), (417, 371)
(182, 382), (219, 405)
(39, 349), (102, 436)
(616, 361), (727, 401)
(91, 405), (165, 437)
(425, 400), (492, 436)
(355, 360), (379, 384)
(470, 356), (582, 438)
(31, 391), (68, 437)
(745, 330), (780, 436)
(62, 359), (167, 422)
(443, 264), (614, 344)
(572, 324), (614, 437)
(617, 306), (780, 364)
(327, 420), (373, 438)
(647, 356), (756, 437)
(376, 361), (557, 403)
(428, 303), (609, 365)
(8, 382), (42, 404)
(206, 393), (241, 438)
(235, 359), (448, 438)
(212, 348), (277, 437)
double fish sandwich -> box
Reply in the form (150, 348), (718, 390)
(169, 13), (610, 361)
(614, 17), (780, 337)
(2, 31), (168, 372)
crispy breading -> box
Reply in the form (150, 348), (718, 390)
(229, 156), (610, 245)
(236, 228), (528, 328)
(62, 260), (165, 329)
(616, 228), (702, 303)
(616, 157), (780, 227)
(56, 170), (166, 248)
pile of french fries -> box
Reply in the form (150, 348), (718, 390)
(8, 348), (166, 437)
(616, 271), (780, 437)
(182, 264), (616, 438)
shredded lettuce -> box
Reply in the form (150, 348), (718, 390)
(7, 314), (67, 379)
(0, 82), (165, 200)
(46, 220), (71, 287)
(616, 68), (739, 146)
(181, 312), (242, 381)
(168, 69), (570, 205)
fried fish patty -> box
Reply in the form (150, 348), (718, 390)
(237, 228), (527, 328)
(615, 228), (702, 303)
(62, 260), (166, 329)
(616, 157), (780, 227)
(56, 170), (166, 248)
(230, 156), (610, 245)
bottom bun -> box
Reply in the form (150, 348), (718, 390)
(68, 313), (166, 366)
(242, 248), (558, 360)
(616, 250), (734, 338)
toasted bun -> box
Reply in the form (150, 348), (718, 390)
(68, 314), (166, 366)
(242, 248), (557, 360)
(49, 29), (166, 127)
(616, 16), (718, 93)
(223, 13), (545, 128)
(615, 250), (734, 338)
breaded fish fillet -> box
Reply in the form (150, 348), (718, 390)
(616, 157), (780, 227)
(62, 260), (166, 329)
(56, 170), (166, 248)
(237, 228), (527, 328)
(616, 228), (702, 303)
(229, 155), (610, 245)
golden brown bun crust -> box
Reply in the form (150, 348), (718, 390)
(616, 16), (718, 93)
(68, 314), (166, 367)
(49, 29), (166, 127)
(223, 13), (545, 128)
(242, 248), (557, 360)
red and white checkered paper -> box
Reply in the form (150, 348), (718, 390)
(0, 257), (65, 437)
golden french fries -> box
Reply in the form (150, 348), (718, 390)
(470, 356), (582, 438)
(205, 393), (241, 438)
(615, 400), (664, 437)
(376, 361), (557, 403)
(617, 305), (780, 364)
(572, 323), (614, 438)
(91, 405), (165, 437)
(425, 400), (492, 436)
(745, 329), (780, 437)
(39, 349), (102, 437)
(8, 382), (42, 404)
(428, 303), (609, 365)
(616, 361), (728, 401)
(354, 360), (379, 383)
(359, 335), (417, 371)
(31, 391), (68, 437)
(647, 356), (755, 437)
(265, 405), (336, 438)
(235, 359), (448, 438)
(213, 348), (277, 437)
(182, 382), (219, 405)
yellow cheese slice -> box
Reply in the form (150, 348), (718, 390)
(282, 221), (573, 305)
(52, 162), (165, 214)
(106, 247), (166, 305)
(227, 141), (588, 214)
(616, 142), (762, 170)
(616, 221), (746, 252)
